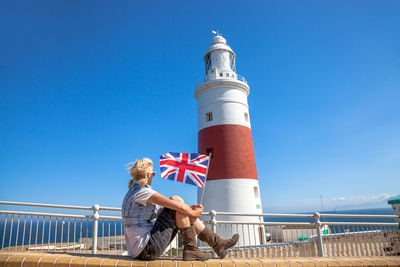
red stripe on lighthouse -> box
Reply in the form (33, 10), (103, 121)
(198, 124), (258, 181)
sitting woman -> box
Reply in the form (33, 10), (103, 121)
(122, 158), (239, 261)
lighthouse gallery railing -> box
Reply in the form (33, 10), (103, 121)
(0, 201), (399, 258)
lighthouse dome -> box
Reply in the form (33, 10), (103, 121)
(205, 35), (235, 57)
(211, 35), (227, 44)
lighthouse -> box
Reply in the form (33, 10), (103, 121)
(195, 33), (264, 245)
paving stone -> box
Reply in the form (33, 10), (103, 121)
(229, 258), (257, 267)
(203, 259), (224, 267)
(96, 258), (119, 267)
(126, 259), (148, 267)
(368, 259), (393, 267)
(273, 262), (291, 267)
(283, 260), (303, 267)
(214, 259), (234, 267)
(37, 255), (58, 267)
(328, 260), (351, 267)
(68, 257), (88, 267)
(254, 260), (277, 267)
(54, 256), (75, 267)
(20, 255), (46, 267)
(353, 259), (376, 267)
(381, 257), (400, 267)
(0, 254), (12, 267)
(4, 255), (28, 267)
(147, 260), (163, 267)
(162, 260), (179, 267)
(322, 261), (340, 267)
(192, 260), (208, 267)
(115, 259), (135, 267)
(336, 258), (364, 267)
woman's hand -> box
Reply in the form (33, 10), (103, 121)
(190, 204), (203, 218)
(190, 204), (203, 210)
(148, 193), (203, 217)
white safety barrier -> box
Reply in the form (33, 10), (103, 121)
(0, 201), (399, 257)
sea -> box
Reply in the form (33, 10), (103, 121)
(0, 207), (396, 249)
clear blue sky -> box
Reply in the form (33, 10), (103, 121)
(1, 0), (399, 213)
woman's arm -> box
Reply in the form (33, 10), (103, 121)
(147, 193), (201, 218)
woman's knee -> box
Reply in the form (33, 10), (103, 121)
(170, 195), (184, 203)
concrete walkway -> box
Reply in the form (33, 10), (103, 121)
(1, 252), (400, 267)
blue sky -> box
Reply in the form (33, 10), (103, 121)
(1, 0), (399, 213)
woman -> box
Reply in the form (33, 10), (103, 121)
(122, 158), (239, 261)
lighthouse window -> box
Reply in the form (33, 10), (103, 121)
(206, 148), (214, 158)
(229, 53), (236, 71)
(244, 112), (249, 122)
(205, 54), (211, 74)
(206, 112), (213, 122)
(254, 186), (259, 198)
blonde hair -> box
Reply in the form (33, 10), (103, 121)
(127, 158), (153, 188)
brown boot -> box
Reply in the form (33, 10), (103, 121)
(180, 225), (211, 261)
(197, 227), (239, 259)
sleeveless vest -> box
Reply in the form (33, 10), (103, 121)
(121, 182), (160, 227)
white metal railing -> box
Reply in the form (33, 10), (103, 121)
(0, 201), (124, 255)
(201, 71), (247, 84)
(205, 211), (400, 258)
(236, 74), (247, 83)
(1, 201), (399, 258)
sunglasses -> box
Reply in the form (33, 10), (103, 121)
(151, 171), (156, 177)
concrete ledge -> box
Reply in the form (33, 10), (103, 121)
(1, 252), (400, 267)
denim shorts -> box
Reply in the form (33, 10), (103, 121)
(135, 208), (178, 260)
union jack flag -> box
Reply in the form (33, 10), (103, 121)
(160, 152), (210, 188)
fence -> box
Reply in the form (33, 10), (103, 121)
(208, 212), (400, 258)
(1, 201), (399, 258)
(201, 71), (247, 84)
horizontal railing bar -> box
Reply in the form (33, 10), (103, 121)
(217, 221), (315, 226)
(319, 213), (399, 219)
(0, 201), (93, 210)
(1, 201), (398, 220)
(320, 222), (399, 226)
(98, 215), (122, 220)
(99, 207), (121, 211)
(215, 212), (315, 218)
(215, 211), (398, 219)
(0, 210), (90, 219)
(4, 211), (394, 226)
(216, 221), (399, 226)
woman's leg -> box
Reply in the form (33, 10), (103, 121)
(170, 195), (206, 234)
(170, 195), (191, 228)
(135, 206), (178, 260)
(170, 196), (238, 259)
(174, 196), (238, 260)
(170, 195), (210, 261)
(191, 218), (206, 234)
(197, 227), (239, 259)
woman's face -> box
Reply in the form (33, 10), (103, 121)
(147, 168), (156, 185)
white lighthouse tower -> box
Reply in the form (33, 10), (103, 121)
(195, 33), (264, 246)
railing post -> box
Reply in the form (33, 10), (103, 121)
(209, 210), (217, 258)
(92, 204), (100, 254)
(314, 212), (325, 257)
(259, 215), (266, 245)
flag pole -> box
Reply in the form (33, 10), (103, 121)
(199, 184), (206, 206)
(199, 153), (212, 205)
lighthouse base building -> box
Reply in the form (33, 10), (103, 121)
(195, 34), (264, 246)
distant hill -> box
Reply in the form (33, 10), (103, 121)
(331, 194), (400, 211)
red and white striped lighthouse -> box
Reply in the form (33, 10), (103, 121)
(195, 33), (263, 244)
